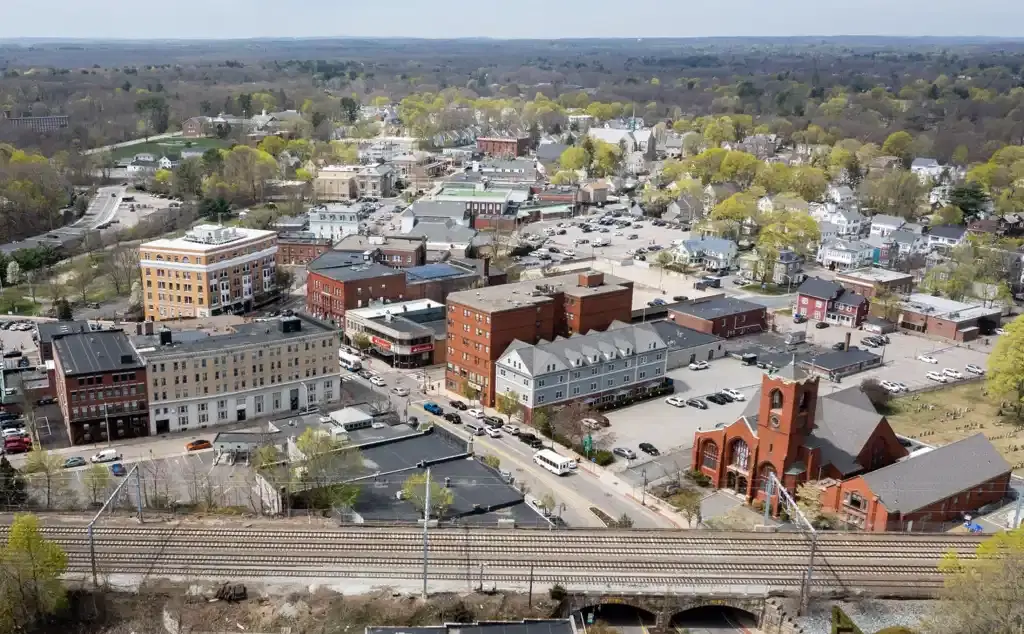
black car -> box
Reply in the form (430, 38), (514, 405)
(706, 394), (728, 405)
(449, 400), (468, 411)
(443, 413), (463, 425)
(717, 391), (736, 403)
(673, 295), (688, 302)
(686, 398), (708, 409)
(35, 397), (56, 406)
(639, 443), (660, 456)
(548, 247), (560, 254)
(832, 342), (847, 351)
(814, 322), (829, 329)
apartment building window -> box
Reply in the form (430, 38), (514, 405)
(639, 371), (646, 380)
(572, 387), (580, 395)
(607, 379), (614, 387)
(555, 390), (563, 399)
(590, 382), (597, 391)
(537, 395), (545, 404)
(255, 395), (264, 414)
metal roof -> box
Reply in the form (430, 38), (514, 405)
(668, 296), (765, 320)
(404, 263), (471, 282)
(53, 330), (143, 376)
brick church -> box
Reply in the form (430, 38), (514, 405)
(691, 362), (1012, 531)
(690, 363), (908, 515)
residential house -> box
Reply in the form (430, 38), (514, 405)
(703, 183), (740, 215)
(314, 165), (360, 201)
(968, 218), (1007, 238)
(813, 203), (867, 237)
(889, 229), (928, 258)
(816, 238), (875, 271)
(664, 191), (701, 226)
(661, 133), (684, 158)
(587, 127), (656, 159)
(910, 158), (944, 183)
(729, 134), (779, 160)
(308, 204), (361, 242)
(796, 278), (869, 327)
(181, 116), (211, 138)
(827, 184), (856, 207)
(870, 215), (906, 238)
(535, 142), (569, 170)
(738, 248), (805, 287)
(157, 156), (178, 170)
(625, 151), (650, 175)
(391, 152), (445, 181)
(356, 164), (395, 198)
(926, 225), (967, 250)
(862, 234), (898, 267)
(579, 181), (610, 206)
(127, 159), (158, 177)
(817, 222), (839, 245)
(674, 237), (738, 272)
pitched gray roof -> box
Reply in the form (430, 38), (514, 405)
(889, 229), (920, 245)
(797, 277), (842, 300)
(409, 200), (468, 221)
(401, 219), (478, 245)
(536, 143), (569, 163)
(646, 320), (722, 351)
(871, 214), (905, 228)
(861, 434), (1010, 514)
(928, 224), (967, 240)
(499, 322), (666, 377)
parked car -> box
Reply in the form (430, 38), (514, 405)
(672, 295), (688, 302)
(860, 338), (880, 348)
(391, 386), (410, 397)
(483, 416), (504, 428)
(647, 298), (667, 307)
(485, 427), (502, 438)
(793, 314), (807, 324)
(369, 376), (386, 387)
(689, 361), (709, 371)
(880, 380), (903, 394)
(665, 396), (687, 408)
(35, 397), (56, 406)
(966, 364), (985, 375)
(686, 398), (708, 409)
(423, 402), (444, 416)
(706, 394), (728, 405)
(357, 369), (373, 379)
(186, 439), (212, 451)
(995, 328), (1006, 335)
(917, 355), (938, 364)
(449, 400), (468, 410)
(581, 418), (602, 430)
(721, 388), (745, 401)
(943, 368), (964, 380)
(832, 342), (847, 351)
(639, 443), (660, 456)
(443, 413), (462, 424)
(504, 425), (520, 435)
(62, 456), (86, 469)
(110, 463), (127, 477)
(925, 371), (948, 383)
(519, 433), (544, 448)
(814, 322), (829, 329)
(613, 447), (637, 460)
(466, 408), (485, 419)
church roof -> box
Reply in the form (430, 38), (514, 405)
(771, 355), (809, 382)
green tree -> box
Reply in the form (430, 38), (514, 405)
(756, 208), (821, 258)
(172, 157), (203, 198)
(402, 471), (453, 519)
(862, 171), (928, 219)
(881, 130), (915, 165)
(251, 445), (281, 470)
(717, 151), (760, 187)
(495, 392), (521, 422)
(258, 135), (286, 158)
(672, 488), (703, 527)
(352, 333), (372, 352)
(0, 514), (68, 632)
(550, 170), (579, 185)
(592, 140), (622, 177)
(82, 464), (111, 506)
(292, 428), (362, 511)
(558, 146), (588, 171)
(221, 145), (279, 202)
(0, 456), (27, 508)
(949, 183), (991, 221)
(22, 450), (68, 510)
(788, 166), (828, 202)
(707, 192), (758, 239)
(933, 205), (964, 226)
(754, 162), (793, 194)
(987, 315), (1024, 419)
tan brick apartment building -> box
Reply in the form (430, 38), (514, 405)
(445, 271), (633, 406)
(276, 233), (332, 266)
(52, 330), (149, 446)
(136, 315), (341, 434)
(139, 225), (278, 321)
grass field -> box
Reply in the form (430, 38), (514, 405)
(886, 382), (1024, 474)
(111, 137), (230, 161)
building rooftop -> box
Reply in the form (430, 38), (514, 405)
(136, 314), (336, 359)
(53, 330), (143, 375)
(802, 347), (881, 371)
(498, 321), (666, 377)
(278, 231), (331, 245)
(36, 320), (91, 344)
(346, 299), (444, 321)
(405, 263), (476, 283)
(308, 255), (403, 283)
(434, 186), (512, 201)
(399, 220), (480, 246)
(334, 234), (424, 253)
(836, 267), (913, 283)
(797, 277), (843, 300)
(448, 270), (630, 313)
(871, 214), (905, 228)
(644, 320), (723, 351)
(667, 296), (765, 321)
(862, 434), (1010, 514)
(901, 293), (1001, 322)
(928, 224), (967, 240)
(140, 225), (275, 253)
(408, 200), (469, 221)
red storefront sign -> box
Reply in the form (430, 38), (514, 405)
(410, 343), (434, 354)
(371, 336), (392, 350)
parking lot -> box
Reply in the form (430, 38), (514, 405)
(596, 326), (995, 476)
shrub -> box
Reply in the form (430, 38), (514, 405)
(591, 450), (615, 466)
(549, 584), (567, 601)
(688, 469), (712, 487)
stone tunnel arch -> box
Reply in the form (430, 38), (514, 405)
(670, 603), (760, 631)
(573, 603), (657, 630)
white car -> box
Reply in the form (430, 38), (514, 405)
(721, 388), (745, 401)
(689, 361), (710, 371)
(995, 328), (1006, 335)
(665, 396), (687, 408)
(485, 427), (502, 438)
(504, 425), (520, 435)
(467, 408), (485, 419)
(917, 355), (938, 364)
(625, 249), (636, 256)
(369, 376), (386, 387)
(880, 380), (903, 394)
(581, 418), (602, 430)
(966, 364), (985, 375)
(614, 231), (623, 236)
(925, 371), (947, 383)
(563, 249), (577, 258)
(390, 386), (410, 397)
(942, 368), (964, 380)
(893, 381), (909, 392)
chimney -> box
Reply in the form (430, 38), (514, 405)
(578, 271), (604, 288)
(158, 327), (172, 346)
(844, 332), (851, 351)
(481, 255), (490, 278)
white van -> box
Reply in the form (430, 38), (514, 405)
(91, 449), (121, 463)
(465, 423), (486, 436)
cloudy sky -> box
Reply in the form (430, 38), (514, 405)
(2, 0), (1023, 39)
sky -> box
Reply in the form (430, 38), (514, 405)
(2, 0), (1024, 40)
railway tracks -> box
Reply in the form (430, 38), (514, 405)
(7, 523), (980, 591)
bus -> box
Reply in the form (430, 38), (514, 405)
(338, 350), (362, 371)
(533, 449), (575, 475)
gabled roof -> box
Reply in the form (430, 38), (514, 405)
(497, 322), (666, 377)
(889, 229), (920, 245)
(797, 277), (843, 300)
(536, 143), (569, 163)
(871, 214), (905, 228)
(861, 434), (1010, 514)
(910, 157), (941, 169)
(928, 224), (967, 240)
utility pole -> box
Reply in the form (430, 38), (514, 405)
(421, 467), (431, 599)
(528, 563), (534, 607)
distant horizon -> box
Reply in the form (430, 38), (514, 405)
(2, 34), (1024, 43)
(3, 0), (1023, 40)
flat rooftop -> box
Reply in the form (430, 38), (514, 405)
(140, 225), (275, 253)
(434, 187), (511, 201)
(901, 293), (1001, 322)
(346, 299), (444, 320)
(36, 320), (91, 344)
(405, 262), (476, 283)
(53, 330), (143, 375)
(448, 271), (630, 313)
(667, 295), (766, 320)
(308, 257), (403, 283)
(836, 267), (913, 283)
(137, 314), (336, 358)
(335, 234), (424, 253)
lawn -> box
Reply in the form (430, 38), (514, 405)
(886, 382), (1024, 474)
(111, 137), (230, 161)
(741, 283), (790, 295)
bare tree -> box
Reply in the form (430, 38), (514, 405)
(68, 260), (96, 304)
(104, 246), (140, 296)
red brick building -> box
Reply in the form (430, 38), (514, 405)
(666, 296), (766, 338)
(306, 256), (407, 324)
(833, 268), (914, 300)
(691, 365), (907, 515)
(796, 278), (869, 327)
(52, 330), (149, 446)
(445, 271), (633, 406)
(334, 234), (426, 268)
(476, 136), (530, 158)
(820, 434), (1010, 532)
(276, 233), (332, 266)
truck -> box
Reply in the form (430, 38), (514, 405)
(784, 331), (807, 345)
(338, 350), (362, 371)
(593, 236), (611, 247)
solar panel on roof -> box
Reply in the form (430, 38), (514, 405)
(405, 263), (463, 281)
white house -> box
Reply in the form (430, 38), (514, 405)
(817, 221), (839, 245)
(126, 159), (158, 176)
(133, 153), (156, 163)
(308, 203), (361, 243)
(812, 203), (866, 236)
(827, 184), (856, 207)
(157, 156), (178, 170)
(816, 238), (875, 271)
(889, 229), (928, 256)
(870, 214), (906, 238)
(910, 158), (944, 183)
(674, 237), (738, 271)
(926, 225), (967, 250)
